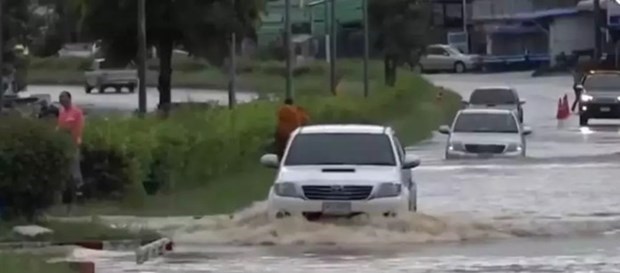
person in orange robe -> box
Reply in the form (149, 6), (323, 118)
(275, 98), (310, 160)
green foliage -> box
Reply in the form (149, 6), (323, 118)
(369, 0), (431, 62)
(1, 254), (72, 273)
(80, 75), (439, 206)
(0, 117), (73, 221)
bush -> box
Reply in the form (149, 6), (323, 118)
(0, 117), (72, 220)
(80, 75), (440, 204)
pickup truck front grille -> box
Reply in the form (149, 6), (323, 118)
(464, 144), (506, 154)
(302, 185), (373, 201)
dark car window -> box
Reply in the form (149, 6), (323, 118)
(583, 74), (620, 91)
(284, 133), (396, 166)
(453, 112), (519, 133)
(427, 47), (447, 56)
(469, 88), (518, 105)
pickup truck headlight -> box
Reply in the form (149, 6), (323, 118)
(448, 142), (464, 151)
(374, 183), (402, 198)
(581, 94), (593, 102)
(273, 182), (301, 198)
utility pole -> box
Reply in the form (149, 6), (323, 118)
(329, 0), (336, 95)
(284, 0), (293, 100)
(137, 0), (147, 116)
(324, 0), (329, 63)
(0, 0), (4, 112)
(594, 0), (602, 62)
(362, 0), (369, 98)
(228, 0), (237, 109)
(462, 0), (469, 53)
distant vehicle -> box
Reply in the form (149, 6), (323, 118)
(416, 44), (482, 73)
(58, 42), (101, 58)
(574, 70), (620, 126)
(84, 59), (138, 94)
(463, 86), (526, 123)
(259, 124), (421, 221)
(439, 109), (532, 160)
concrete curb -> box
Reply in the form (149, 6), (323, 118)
(135, 238), (174, 265)
(0, 239), (148, 251)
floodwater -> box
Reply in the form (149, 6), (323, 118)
(60, 73), (620, 272)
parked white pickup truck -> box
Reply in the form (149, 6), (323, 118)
(84, 59), (139, 94)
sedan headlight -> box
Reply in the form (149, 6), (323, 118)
(374, 183), (402, 198)
(273, 182), (301, 198)
(581, 94), (593, 102)
(505, 143), (523, 152)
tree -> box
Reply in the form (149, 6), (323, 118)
(79, 0), (264, 112)
(369, 0), (430, 86)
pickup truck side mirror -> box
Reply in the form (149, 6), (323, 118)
(438, 125), (451, 135)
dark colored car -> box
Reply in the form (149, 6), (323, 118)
(574, 71), (620, 126)
(463, 86), (525, 123)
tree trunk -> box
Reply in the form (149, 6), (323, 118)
(157, 37), (174, 115)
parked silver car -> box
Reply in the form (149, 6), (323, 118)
(438, 109), (532, 160)
(416, 44), (482, 73)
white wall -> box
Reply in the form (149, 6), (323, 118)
(549, 14), (595, 65)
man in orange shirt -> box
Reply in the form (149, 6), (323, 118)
(275, 98), (310, 160)
(57, 91), (85, 206)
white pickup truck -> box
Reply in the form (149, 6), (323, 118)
(84, 59), (139, 94)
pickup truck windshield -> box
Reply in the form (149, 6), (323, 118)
(583, 74), (620, 91)
(470, 88), (517, 105)
(453, 113), (519, 133)
(284, 133), (396, 166)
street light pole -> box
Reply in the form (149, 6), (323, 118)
(362, 0), (369, 98)
(284, 0), (293, 100)
(329, 0), (336, 95)
(324, 0), (329, 63)
(137, 0), (147, 116)
(462, 0), (469, 53)
(594, 0), (602, 61)
(228, 0), (237, 109)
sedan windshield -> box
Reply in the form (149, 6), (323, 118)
(284, 133), (396, 166)
(453, 113), (519, 133)
(583, 74), (620, 91)
(470, 88), (517, 105)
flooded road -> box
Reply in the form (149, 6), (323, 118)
(85, 72), (620, 272)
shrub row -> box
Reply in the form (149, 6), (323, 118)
(0, 72), (445, 217)
(80, 75), (440, 202)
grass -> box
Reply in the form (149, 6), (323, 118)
(49, 86), (462, 217)
(0, 220), (161, 243)
(31, 57), (462, 217)
(1, 254), (73, 273)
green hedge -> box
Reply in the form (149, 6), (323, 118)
(0, 117), (72, 220)
(80, 75), (442, 204)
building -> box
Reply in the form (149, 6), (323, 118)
(471, 0), (596, 66)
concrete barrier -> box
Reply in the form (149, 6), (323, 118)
(135, 238), (173, 265)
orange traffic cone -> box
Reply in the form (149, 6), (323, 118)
(556, 98), (564, 119)
(561, 94), (570, 119)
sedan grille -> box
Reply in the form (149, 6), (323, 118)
(464, 144), (506, 154)
(302, 185), (373, 201)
